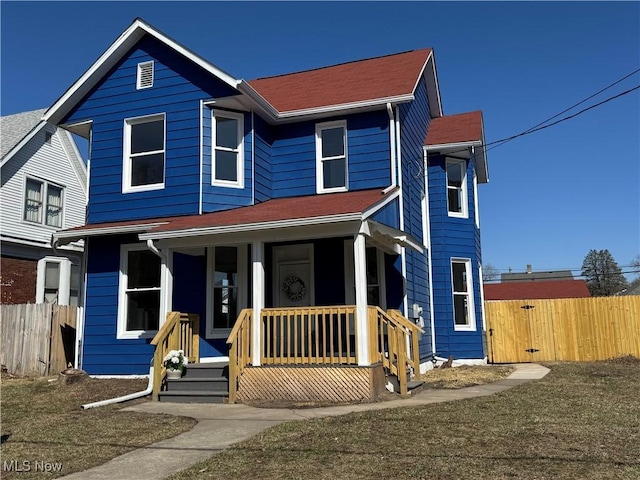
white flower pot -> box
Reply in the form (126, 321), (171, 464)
(166, 369), (182, 380)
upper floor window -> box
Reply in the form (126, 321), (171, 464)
(117, 244), (161, 339)
(137, 61), (154, 89)
(451, 258), (476, 331)
(123, 114), (165, 192)
(316, 120), (348, 193)
(212, 110), (244, 188)
(24, 178), (63, 227)
(446, 158), (467, 218)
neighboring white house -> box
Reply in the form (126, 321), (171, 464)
(1, 109), (87, 305)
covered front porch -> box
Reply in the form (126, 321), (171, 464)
(152, 304), (422, 403)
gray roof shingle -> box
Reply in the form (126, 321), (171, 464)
(1, 109), (46, 160)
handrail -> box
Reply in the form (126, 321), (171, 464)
(368, 306), (422, 396)
(151, 312), (200, 400)
(226, 308), (252, 403)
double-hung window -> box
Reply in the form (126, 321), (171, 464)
(124, 114), (165, 192)
(446, 158), (468, 218)
(118, 245), (161, 338)
(451, 258), (476, 331)
(24, 178), (63, 227)
(316, 120), (348, 193)
(212, 110), (244, 188)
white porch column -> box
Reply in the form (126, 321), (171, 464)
(251, 241), (265, 366)
(160, 248), (173, 326)
(353, 233), (370, 365)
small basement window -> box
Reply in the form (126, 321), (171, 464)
(137, 61), (154, 89)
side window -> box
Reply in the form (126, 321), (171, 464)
(123, 114), (165, 192)
(24, 178), (64, 227)
(118, 245), (161, 338)
(451, 258), (476, 331)
(316, 120), (348, 193)
(446, 158), (468, 218)
(212, 110), (244, 188)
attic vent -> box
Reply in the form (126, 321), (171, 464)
(137, 61), (154, 89)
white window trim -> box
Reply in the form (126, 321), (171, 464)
(446, 158), (468, 219)
(478, 264), (487, 331)
(36, 257), (73, 305)
(473, 170), (480, 228)
(206, 245), (248, 339)
(212, 110), (245, 189)
(316, 120), (348, 194)
(451, 258), (476, 331)
(122, 113), (166, 193)
(23, 176), (65, 228)
(117, 243), (162, 340)
(136, 61), (154, 90)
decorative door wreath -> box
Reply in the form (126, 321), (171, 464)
(282, 275), (306, 301)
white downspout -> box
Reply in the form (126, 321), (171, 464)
(383, 103), (397, 193)
(395, 106), (408, 316)
(82, 366), (154, 409)
(423, 149), (436, 356)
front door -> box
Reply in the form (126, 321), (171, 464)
(273, 244), (314, 307)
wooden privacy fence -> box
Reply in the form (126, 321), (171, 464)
(486, 296), (640, 363)
(0, 304), (78, 376)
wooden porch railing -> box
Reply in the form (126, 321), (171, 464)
(151, 312), (200, 400)
(261, 306), (358, 366)
(368, 306), (424, 395)
(226, 308), (252, 403)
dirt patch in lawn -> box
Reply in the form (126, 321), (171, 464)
(169, 358), (640, 480)
(0, 375), (196, 479)
(419, 364), (514, 389)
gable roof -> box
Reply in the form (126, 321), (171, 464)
(44, 18), (444, 126)
(484, 279), (591, 301)
(248, 49), (434, 114)
(1, 109), (47, 162)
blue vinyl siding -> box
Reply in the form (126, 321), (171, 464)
(254, 114), (273, 202)
(82, 235), (155, 375)
(201, 106), (253, 213)
(428, 154), (485, 359)
(270, 110), (391, 197)
(371, 198), (400, 229)
(63, 35), (239, 223)
(398, 77), (433, 359)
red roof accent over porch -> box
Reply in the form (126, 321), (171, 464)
(425, 110), (483, 146)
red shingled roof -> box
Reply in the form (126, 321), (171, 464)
(60, 188), (395, 237)
(484, 280), (591, 301)
(425, 110), (483, 146)
(248, 49), (432, 113)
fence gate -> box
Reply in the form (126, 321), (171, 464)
(485, 297), (640, 363)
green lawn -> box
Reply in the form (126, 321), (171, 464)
(170, 358), (640, 480)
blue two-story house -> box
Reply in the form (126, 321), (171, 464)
(48, 18), (488, 403)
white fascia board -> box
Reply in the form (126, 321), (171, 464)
(139, 213), (363, 241)
(235, 81), (281, 120)
(0, 121), (46, 168)
(361, 188), (400, 219)
(411, 51), (443, 119)
(52, 222), (168, 246)
(427, 53), (444, 118)
(44, 19), (240, 125)
(276, 94), (414, 120)
(423, 140), (482, 153)
(365, 220), (424, 254)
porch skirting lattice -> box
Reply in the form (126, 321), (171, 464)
(237, 364), (386, 403)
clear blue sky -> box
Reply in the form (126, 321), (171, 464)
(2, 1), (639, 278)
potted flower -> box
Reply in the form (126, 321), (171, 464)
(163, 349), (188, 379)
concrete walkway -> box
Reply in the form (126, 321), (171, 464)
(62, 363), (549, 480)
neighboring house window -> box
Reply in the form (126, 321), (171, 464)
(36, 257), (80, 305)
(451, 258), (475, 331)
(137, 61), (154, 89)
(316, 120), (348, 193)
(118, 245), (161, 338)
(24, 178), (64, 227)
(446, 158), (467, 218)
(212, 110), (244, 188)
(123, 114), (165, 192)
(207, 245), (247, 338)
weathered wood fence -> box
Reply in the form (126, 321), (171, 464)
(0, 304), (78, 376)
(486, 296), (640, 363)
